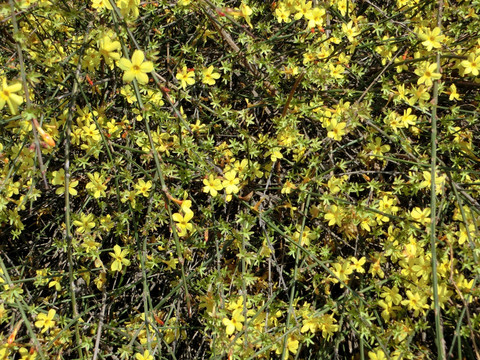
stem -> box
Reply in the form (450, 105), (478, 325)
(430, 1), (446, 359)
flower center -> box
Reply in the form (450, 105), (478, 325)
(1, 90), (10, 100)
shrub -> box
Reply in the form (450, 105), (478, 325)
(1, 0), (479, 359)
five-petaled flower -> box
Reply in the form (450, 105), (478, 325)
(461, 53), (480, 76)
(51, 169), (79, 196)
(117, 50), (154, 84)
(176, 66), (196, 89)
(134, 178), (152, 197)
(222, 308), (245, 335)
(172, 210), (194, 237)
(98, 35), (121, 67)
(203, 174), (223, 197)
(327, 118), (347, 141)
(86, 172), (107, 199)
(415, 62), (441, 86)
(0, 77), (23, 115)
(135, 350), (153, 360)
(73, 213), (96, 234)
(109, 244), (131, 272)
(201, 65), (221, 85)
(222, 170), (240, 195)
(35, 309), (56, 333)
(418, 27), (445, 51)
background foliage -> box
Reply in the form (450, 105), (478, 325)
(1, 0), (480, 359)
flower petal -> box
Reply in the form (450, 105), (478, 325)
(123, 71), (135, 83)
(136, 72), (149, 85)
(7, 83), (22, 93)
(131, 50), (145, 65)
(8, 93), (23, 106)
(117, 58), (132, 71)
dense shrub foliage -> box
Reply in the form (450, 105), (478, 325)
(1, 0), (480, 359)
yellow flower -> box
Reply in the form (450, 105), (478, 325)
(86, 172), (107, 198)
(401, 290), (429, 317)
(35, 309), (56, 333)
(135, 350), (153, 360)
(328, 63), (344, 79)
(336, 0), (349, 16)
(418, 27), (445, 51)
(369, 253), (385, 278)
(461, 53), (480, 76)
(117, 50), (154, 85)
(51, 169), (79, 196)
(92, 0), (113, 10)
(239, 3), (253, 28)
(109, 244), (131, 272)
(326, 175), (348, 194)
(49, 276), (62, 291)
(172, 210), (194, 237)
(73, 213), (96, 234)
(415, 62), (441, 87)
(98, 35), (121, 67)
(397, 108), (416, 128)
(203, 174), (223, 197)
(419, 170), (446, 194)
(305, 7), (325, 29)
(116, 0), (140, 19)
(327, 118), (346, 141)
(318, 313), (339, 339)
(294, 0), (312, 20)
(201, 65), (221, 85)
(0, 78), (23, 115)
(342, 21), (360, 42)
(286, 335), (299, 354)
(274, 334), (299, 355)
(275, 4), (291, 23)
(222, 170), (240, 195)
(292, 225), (317, 247)
(331, 261), (353, 287)
(134, 178), (152, 197)
(281, 180), (297, 194)
(82, 123), (101, 142)
(446, 83), (461, 101)
(410, 207), (431, 226)
(380, 285), (402, 305)
(180, 199), (193, 214)
(378, 195), (399, 214)
(18, 347), (37, 360)
(176, 66), (196, 89)
(227, 3), (253, 27)
(368, 348), (386, 360)
(457, 223), (475, 245)
(408, 84), (430, 106)
(222, 308), (245, 335)
(366, 137), (390, 159)
(324, 204), (343, 226)
(350, 256), (366, 273)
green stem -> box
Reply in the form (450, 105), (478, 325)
(430, 1), (445, 359)
(65, 46), (85, 360)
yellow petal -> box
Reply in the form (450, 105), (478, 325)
(117, 58), (132, 71)
(131, 50), (145, 65)
(140, 61), (154, 73)
(123, 70), (135, 83)
(136, 72), (149, 85)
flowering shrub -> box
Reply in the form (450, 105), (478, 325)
(1, 0), (479, 359)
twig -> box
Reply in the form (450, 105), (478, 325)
(92, 288), (108, 360)
(8, 0), (49, 189)
(430, 0), (447, 357)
